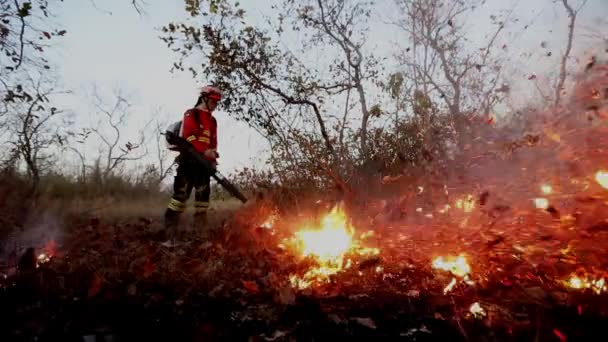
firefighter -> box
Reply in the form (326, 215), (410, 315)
(163, 85), (221, 232)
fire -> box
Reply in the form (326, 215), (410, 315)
(455, 194), (475, 213)
(541, 184), (553, 195)
(595, 170), (608, 189)
(432, 254), (474, 294)
(565, 275), (607, 294)
(36, 253), (51, 267)
(432, 254), (471, 278)
(469, 302), (486, 319)
(260, 214), (278, 229)
(285, 204), (379, 289)
(534, 198), (549, 209)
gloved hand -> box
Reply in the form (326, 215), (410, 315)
(204, 149), (219, 159)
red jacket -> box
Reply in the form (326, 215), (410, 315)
(179, 108), (217, 161)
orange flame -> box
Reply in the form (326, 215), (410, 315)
(432, 254), (471, 278)
(541, 184), (553, 195)
(534, 198), (549, 209)
(565, 275), (606, 294)
(455, 194), (475, 213)
(285, 204), (379, 289)
(469, 302), (486, 318)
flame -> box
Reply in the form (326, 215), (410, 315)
(432, 254), (474, 293)
(36, 253), (50, 267)
(444, 277), (457, 294)
(455, 194), (475, 213)
(565, 275), (607, 294)
(595, 170), (608, 189)
(260, 214), (277, 229)
(285, 204), (379, 289)
(432, 254), (471, 278)
(541, 184), (553, 195)
(469, 302), (486, 318)
(534, 198), (549, 209)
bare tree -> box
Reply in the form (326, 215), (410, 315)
(89, 87), (148, 182)
(554, 0), (588, 107)
(393, 0), (511, 146)
(294, 0), (377, 159)
(4, 74), (67, 194)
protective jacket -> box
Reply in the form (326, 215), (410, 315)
(179, 108), (217, 162)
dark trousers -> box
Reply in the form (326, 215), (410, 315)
(164, 159), (211, 229)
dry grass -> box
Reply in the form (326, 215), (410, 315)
(38, 195), (244, 223)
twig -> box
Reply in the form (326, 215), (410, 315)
(13, 0), (25, 70)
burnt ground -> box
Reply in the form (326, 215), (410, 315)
(1, 212), (608, 342)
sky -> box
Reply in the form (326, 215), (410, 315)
(47, 0), (608, 180)
(49, 0), (270, 178)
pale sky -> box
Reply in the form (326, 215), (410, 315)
(47, 0), (608, 179)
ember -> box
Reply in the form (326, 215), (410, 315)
(36, 253), (50, 267)
(541, 184), (553, 195)
(455, 194), (475, 213)
(534, 198), (549, 209)
(565, 274), (607, 294)
(469, 302), (486, 319)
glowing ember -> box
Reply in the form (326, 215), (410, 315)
(469, 302), (486, 319)
(36, 253), (51, 267)
(438, 204), (451, 214)
(258, 212), (280, 236)
(260, 214), (278, 229)
(595, 170), (608, 189)
(432, 254), (471, 278)
(565, 275), (607, 294)
(541, 184), (553, 195)
(443, 277), (457, 294)
(534, 198), (549, 209)
(455, 194), (475, 213)
(285, 204), (379, 289)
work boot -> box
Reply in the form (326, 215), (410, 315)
(158, 208), (181, 242)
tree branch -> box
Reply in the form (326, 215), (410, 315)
(554, 0), (587, 107)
